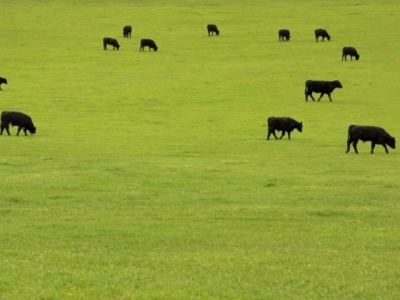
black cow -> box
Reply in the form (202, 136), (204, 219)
(1, 111), (36, 136)
(0, 77), (7, 91)
(342, 47), (360, 61)
(279, 29), (291, 41)
(346, 125), (395, 154)
(315, 29), (330, 42)
(123, 25), (132, 38)
(267, 117), (303, 140)
(139, 39), (158, 51)
(103, 37), (120, 50)
(207, 24), (220, 36)
(305, 80), (343, 102)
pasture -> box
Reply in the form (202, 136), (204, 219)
(1, 0), (399, 299)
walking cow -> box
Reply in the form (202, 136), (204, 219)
(103, 37), (120, 50)
(342, 47), (360, 61)
(279, 29), (291, 41)
(346, 125), (395, 154)
(123, 25), (132, 38)
(0, 77), (7, 91)
(267, 117), (303, 140)
(139, 39), (158, 51)
(1, 111), (36, 136)
(305, 80), (343, 102)
(315, 29), (330, 42)
(207, 24), (220, 36)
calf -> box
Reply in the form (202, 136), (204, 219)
(305, 80), (343, 102)
(139, 39), (158, 51)
(315, 29), (330, 42)
(346, 125), (395, 154)
(342, 47), (360, 61)
(207, 24), (220, 36)
(267, 117), (303, 140)
(0, 77), (7, 91)
(123, 25), (132, 38)
(1, 111), (36, 136)
(103, 37), (120, 50)
(279, 29), (291, 41)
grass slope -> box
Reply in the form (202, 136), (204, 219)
(0, 0), (399, 299)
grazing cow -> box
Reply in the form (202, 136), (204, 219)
(342, 47), (360, 61)
(267, 117), (303, 140)
(0, 77), (7, 91)
(315, 29), (330, 41)
(103, 37), (120, 50)
(1, 111), (36, 136)
(207, 24), (220, 36)
(123, 25), (132, 38)
(346, 125), (395, 154)
(139, 39), (158, 51)
(305, 80), (343, 102)
(279, 29), (291, 41)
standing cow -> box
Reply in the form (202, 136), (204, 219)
(139, 39), (158, 51)
(305, 80), (343, 102)
(346, 125), (395, 154)
(279, 29), (291, 41)
(315, 29), (330, 42)
(267, 117), (303, 140)
(103, 37), (120, 50)
(1, 111), (36, 136)
(342, 47), (360, 61)
(0, 77), (7, 91)
(123, 25), (132, 38)
(207, 24), (220, 36)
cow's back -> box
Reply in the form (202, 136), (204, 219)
(1, 111), (30, 124)
(269, 117), (293, 130)
(349, 125), (385, 140)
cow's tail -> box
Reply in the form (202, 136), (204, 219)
(304, 85), (308, 100)
(347, 125), (356, 139)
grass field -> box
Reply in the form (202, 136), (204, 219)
(1, 0), (399, 299)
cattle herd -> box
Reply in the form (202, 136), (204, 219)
(0, 24), (396, 154)
(270, 28), (395, 154)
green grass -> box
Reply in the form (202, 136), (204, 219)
(1, 0), (399, 299)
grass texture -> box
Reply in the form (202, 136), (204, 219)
(0, 0), (399, 299)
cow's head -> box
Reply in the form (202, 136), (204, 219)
(296, 122), (303, 132)
(355, 54), (360, 60)
(154, 46), (158, 51)
(28, 125), (36, 135)
(334, 80), (343, 88)
(326, 34), (331, 41)
(387, 137), (395, 149)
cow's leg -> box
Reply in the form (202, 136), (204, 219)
(317, 93), (324, 101)
(382, 144), (389, 154)
(270, 129), (278, 139)
(352, 140), (359, 154)
(279, 131), (285, 139)
(16, 126), (22, 136)
(370, 142), (376, 154)
(0, 125), (3, 135)
(23, 128), (28, 136)
(287, 131), (291, 140)
(327, 93), (332, 101)
(308, 93), (315, 102)
(2, 124), (11, 136)
(346, 139), (352, 153)
(267, 130), (271, 140)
